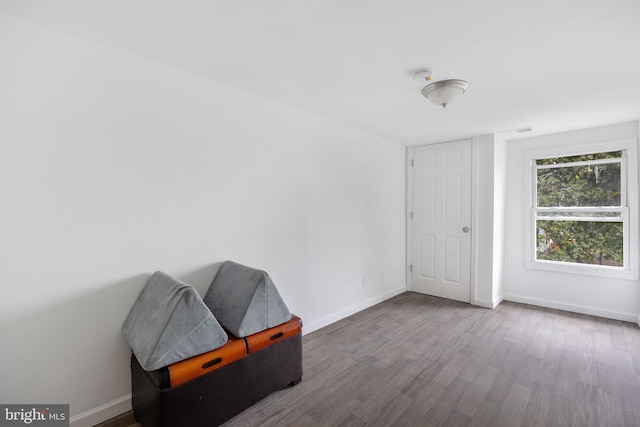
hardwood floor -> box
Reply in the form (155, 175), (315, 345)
(101, 292), (640, 426)
(93, 410), (139, 427)
(221, 292), (640, 426)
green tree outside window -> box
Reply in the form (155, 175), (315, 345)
(535, 151), (624, 266)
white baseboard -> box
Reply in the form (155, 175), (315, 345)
(302, 285), (407, 335)
(472, 298), (493, 309)
(70, 394), (132, 427)
(503, 293), (638, 323)
(471, 298), (488, 309)
(473, 294), (503, 309)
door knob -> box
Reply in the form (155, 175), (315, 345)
(462, 227), (470, 233)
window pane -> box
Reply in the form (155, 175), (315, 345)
(537, 162), (621, 207)
(536, 220), (623, 267)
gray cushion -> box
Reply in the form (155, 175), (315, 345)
(122, 271), (228, 371)
(203, 261), (291, 337)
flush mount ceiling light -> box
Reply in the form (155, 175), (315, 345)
(413, 69), (469, 108)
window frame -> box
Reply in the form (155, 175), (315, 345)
(524, 138), (638, 280)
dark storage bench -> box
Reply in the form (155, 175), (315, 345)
(131, 317), (302, 427)
(124, 262), (301, 427)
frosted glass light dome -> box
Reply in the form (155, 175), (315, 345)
(421, 79), (469, 108)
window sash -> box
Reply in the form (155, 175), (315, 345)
(534, 218), (629, 271)
(534, 206), (624, 223)
(536, 157), (621, 170)
(534, 157), (625, 209)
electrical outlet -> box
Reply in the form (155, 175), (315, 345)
(362, 276), (367, 287)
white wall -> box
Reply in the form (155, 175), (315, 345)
(492, 135), (507, 305)
(0, 13), (406, 426)
(472, 134), (506, 308)
(502, 121), (640, 321)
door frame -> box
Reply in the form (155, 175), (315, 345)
(406, 138), (479, 306)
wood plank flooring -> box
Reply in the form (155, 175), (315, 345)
(100, 292), (640, 426)
(221, 292), (640, 427)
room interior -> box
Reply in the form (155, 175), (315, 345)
(1, 1), (639, 426)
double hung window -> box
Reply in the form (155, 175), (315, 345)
(535, 151), (625, 267)
(525, 140), (638, 279)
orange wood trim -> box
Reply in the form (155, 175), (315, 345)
(245, 315), (302, 354)
(168, 336), (246, 387)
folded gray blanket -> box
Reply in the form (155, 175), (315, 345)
(203, 260), (291, 337)
(122, 271), (228, 371)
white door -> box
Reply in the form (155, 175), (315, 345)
(411, 140), (472, 303)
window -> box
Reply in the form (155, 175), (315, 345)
(535, 150), (625, 267)
(525, 139), (638, 279)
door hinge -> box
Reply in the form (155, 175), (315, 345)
(409, 264), (413, 272)
(410, 212), (413, 220)
(410, 159), (414, 167)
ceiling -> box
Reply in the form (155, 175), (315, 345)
(2, 0), (639, 145)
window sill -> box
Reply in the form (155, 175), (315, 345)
(525, 259), (637, 280)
